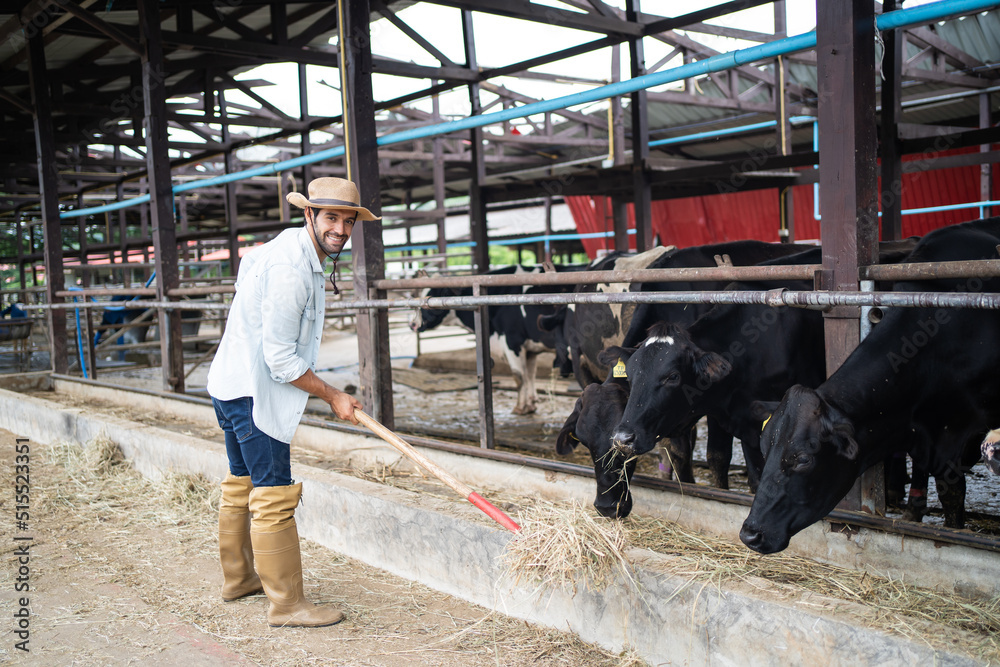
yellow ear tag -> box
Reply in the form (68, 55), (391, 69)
(761, 414), (772, 431)
(613, 359), (627, 378)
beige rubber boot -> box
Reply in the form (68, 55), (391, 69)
(219, 474), (264, 601)
(250, 483), (344, 628)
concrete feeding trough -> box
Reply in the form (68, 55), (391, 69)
(2, 372), (996, 666)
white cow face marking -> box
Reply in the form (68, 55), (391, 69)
(644, 335), (675, 347)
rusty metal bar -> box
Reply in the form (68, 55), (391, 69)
(31, 288), (1000, 311)
(330, 289), (1000, 311)
(860, 259), (1000, 281)
(168, 285), (237, 296)
(56, 288), (157, 298)
(472, 283), (495, 450)
(376, 258), (1000, 290)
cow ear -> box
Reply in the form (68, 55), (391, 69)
(820, 404), (859, 460)
(536, 307), (565, 332)
(598, 345), (636, 368)
(750, 400), (779, 422)
(693, 350), (731, 384)
(556, 398), (583, 455)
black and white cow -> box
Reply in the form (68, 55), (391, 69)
(410, 265), (574, 415)
(539, 246), (675, 388)
(740, 218), (1000, 554)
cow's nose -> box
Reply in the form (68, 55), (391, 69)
(612, 431), (635, 447)
(739, 523), (765, 551)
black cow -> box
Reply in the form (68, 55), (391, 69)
(556, 373), (637, 517)
(554, 241), (818, 516)
(740, 218), (1000, 554)
(410, 265), (575, 415)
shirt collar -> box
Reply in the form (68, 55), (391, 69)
(298, 225), (325, 274)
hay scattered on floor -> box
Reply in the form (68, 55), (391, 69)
(31, 436), (638, 667)
(625, 515), (1000, 659)
(500, 500), (635, 594)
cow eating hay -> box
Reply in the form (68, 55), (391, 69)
(499, 501), (636, 594)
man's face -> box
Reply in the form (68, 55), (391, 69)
(307, 207), (357, 258)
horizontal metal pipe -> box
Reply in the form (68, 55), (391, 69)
(28, 300), (227, 311)
(55, 288), (157, 298)
(860, 259), (1000, 281)
(375, 265), (822, 290)
(58, 0), (1000, 220)
(376, 259), (1000, 291)
(167, 286), (237, 296)
(330, 289), (1000, 311)
(32, 289), (1000, 311)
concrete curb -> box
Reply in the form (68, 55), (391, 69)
(0, 386), (986, 666)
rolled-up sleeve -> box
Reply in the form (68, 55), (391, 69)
(259, 265), (311, 383)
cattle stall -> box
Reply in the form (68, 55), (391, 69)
(5, 0), (1000, 663)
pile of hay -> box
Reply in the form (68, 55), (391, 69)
(500, 500), (635, 594)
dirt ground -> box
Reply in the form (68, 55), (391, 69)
(0, 428), (643, 666)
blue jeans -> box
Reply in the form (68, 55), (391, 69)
(212, 396), (292, 487)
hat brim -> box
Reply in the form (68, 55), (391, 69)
(286, 192), (381, 221)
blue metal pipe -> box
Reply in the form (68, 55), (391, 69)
(649, 115), (815, 147)
(60, 0), (1000, 220)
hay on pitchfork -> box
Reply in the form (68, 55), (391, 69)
(499, 500), (636, 595)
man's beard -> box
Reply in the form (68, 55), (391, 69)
(312, 217), (347, 257)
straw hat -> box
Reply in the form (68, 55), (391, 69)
(286, 177), (381, 221)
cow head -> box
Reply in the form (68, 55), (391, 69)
(409, 287), (462, 332)
(982, 428), (1000, 476)
(739, 385), (862, 554)
(608, 322), (731, 458)
(556, 378), (635, 519)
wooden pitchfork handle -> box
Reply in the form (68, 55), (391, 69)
(353, 409), (521, 533)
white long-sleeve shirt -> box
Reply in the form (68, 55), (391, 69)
(207, 226), (325, 442)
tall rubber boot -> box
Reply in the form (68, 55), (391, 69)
(219, 474), (264, 601)
(250, 483), (344, 628)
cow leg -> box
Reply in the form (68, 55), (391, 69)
(705, 418), (733, 490)
(741, 432), (765, 494)
(884, 452), (909, 509)
(665, 430), (694, 484)
(522, 352), (538, 414)
(902, 464), (928, 523)
(936, 460), (967, 530)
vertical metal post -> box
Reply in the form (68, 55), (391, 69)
(774, 1), (794, 243)
(463, 10), (489, 272)
(114, 145), (127, 275)
(28, 32), (68, 374)
(14, 211), (26, 304)
(610, 43), (630, 252)
(817, 0), (882, 515)
(179, 195), (191, 279)
(626, 0), (652, 251)
(982, 91), (994, 219)
(432, 82), (447, 256)
(77, 191), (89, 289)
(298, 64), (313, 186)
(343, 0), (393, 428)
(880, 0), (904, 241)
(138, 0), (184, 393)
(472, 283), (495, 449)
(220, 88), (241, 276)
(543, 196), (553, 263)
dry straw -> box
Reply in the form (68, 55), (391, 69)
(499, 500), (636, 594)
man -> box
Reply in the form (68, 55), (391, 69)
(207, 177), (377, 628)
